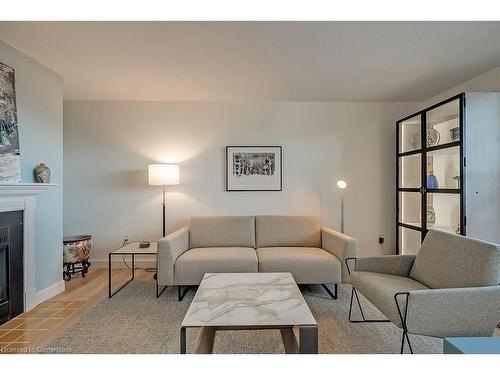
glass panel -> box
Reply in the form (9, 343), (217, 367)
(0, 247), (6, 303)
(426, 146), (460, 189)
(426, 193), (461, 234)
(426, 98), (460, 147)
(399, 226), (421, 255)
(399, 154), (421, 188)
(399, 114), (421, 153)
(399, 192), (421, 227)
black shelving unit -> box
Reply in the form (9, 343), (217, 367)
(396, 93), (466, 255)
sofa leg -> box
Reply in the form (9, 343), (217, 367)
(178, 285), (189, 301)
(321, 284), (338, 300)
(155, 274), (168, 298)
(349, 286), (391, 323)
(156, 285), (168, 298)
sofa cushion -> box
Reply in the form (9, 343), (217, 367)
(410, 230), (500, 289)
(174, 247), (258, 285)
(256, 247), (340, 284)
(189, 216), (255, 248)
(255, 216), (321, 248)
(351, 271), (429, 327)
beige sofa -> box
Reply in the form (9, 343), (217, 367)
(347, 229), (500, 353)
(157, 215), (357, 300)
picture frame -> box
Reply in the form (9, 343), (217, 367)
(0, 61), (21, 183)
(226, 146), (282, 191)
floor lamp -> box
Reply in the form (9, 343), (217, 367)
(148, 164), (180, 237)
(337, 180), (347, 233)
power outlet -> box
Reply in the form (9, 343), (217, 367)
(123, 233), (130, 244)
(378, 236), (384, 244)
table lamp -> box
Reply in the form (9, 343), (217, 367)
(337, 179), (347, 233)
(148, 164), (180, 237)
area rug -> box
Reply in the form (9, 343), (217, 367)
(46, 281), (441, 354)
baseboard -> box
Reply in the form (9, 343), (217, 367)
(91, 256), (156, 269)
(26, 279), (66, 311)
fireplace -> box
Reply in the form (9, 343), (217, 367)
(0, 210), (24, 324)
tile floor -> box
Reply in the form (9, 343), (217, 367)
(0, 301), (85, 354)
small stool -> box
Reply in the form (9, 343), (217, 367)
(63, 235), (92, 281)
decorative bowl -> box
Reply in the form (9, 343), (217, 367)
(63, 235), (92, 263)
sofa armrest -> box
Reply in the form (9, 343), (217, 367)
(157, 226), (189, 286)
(321, 226), (358, 283)
(406, 286), (500, 338)
(354, 255), (416, 277)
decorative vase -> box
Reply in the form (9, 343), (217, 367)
(427, 206), (436, 225)
(34, 163), (51, 183)
(426, 171), (439, 189)
(449, 127), (460, 142)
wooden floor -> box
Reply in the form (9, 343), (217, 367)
(0, 268), (154, 354)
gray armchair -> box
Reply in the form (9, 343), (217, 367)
(346, 229), (500, 354)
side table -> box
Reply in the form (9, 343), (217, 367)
(108, 241), (162, 298)
(444, 337), (500, 354)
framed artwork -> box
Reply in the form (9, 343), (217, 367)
(226, 146), (282, 191)
(0, 62), (21, 183)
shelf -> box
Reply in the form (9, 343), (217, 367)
(397, 140), (460, 157)
(425, 224), (460, 234)
(397, 187), (420, 192)
(426, 141), (460, 153)
(427, 114), (459, 127)
(398, 149), (422, 157)
(397, 188), (461, 194)
(0, 183), (59, 196)
(426, 188), (460, 194)
(398, 222), (421, 231)
(0, 183), (59, 188)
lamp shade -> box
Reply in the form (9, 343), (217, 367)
(148, 164), (179, 186)
(337, 180), (347, 189)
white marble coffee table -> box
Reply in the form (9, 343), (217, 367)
(180, 272), (318, 354)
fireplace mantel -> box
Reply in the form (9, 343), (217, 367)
(0, 183), (58, 196)
(0, 182), (59, 311)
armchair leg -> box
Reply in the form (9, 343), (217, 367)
(178, 285), (189, 301)
(400, 329), (414, 354)
(395, 292), (413, 354)
(321, 284), (338, 300)
(348, 287), (391, 323)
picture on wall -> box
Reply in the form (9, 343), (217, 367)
(0, 62), (21, 183)
(226, 146), (282, 191)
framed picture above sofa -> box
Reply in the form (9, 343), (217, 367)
(226, 145), (282, 191)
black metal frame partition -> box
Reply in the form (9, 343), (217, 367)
(396, 93), (466, 254)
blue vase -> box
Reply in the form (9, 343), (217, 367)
(427, 172), (439, 189)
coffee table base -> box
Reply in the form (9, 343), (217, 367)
(180, 325), (318, 354)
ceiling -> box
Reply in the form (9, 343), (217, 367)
(1, 21), (500, 101)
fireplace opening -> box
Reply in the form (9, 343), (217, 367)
(0, 211), (23, 324)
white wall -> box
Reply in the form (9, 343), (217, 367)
(0, 40), (64, 291)
(63, 101), (417, 262)
(420, 65), (500, 108)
